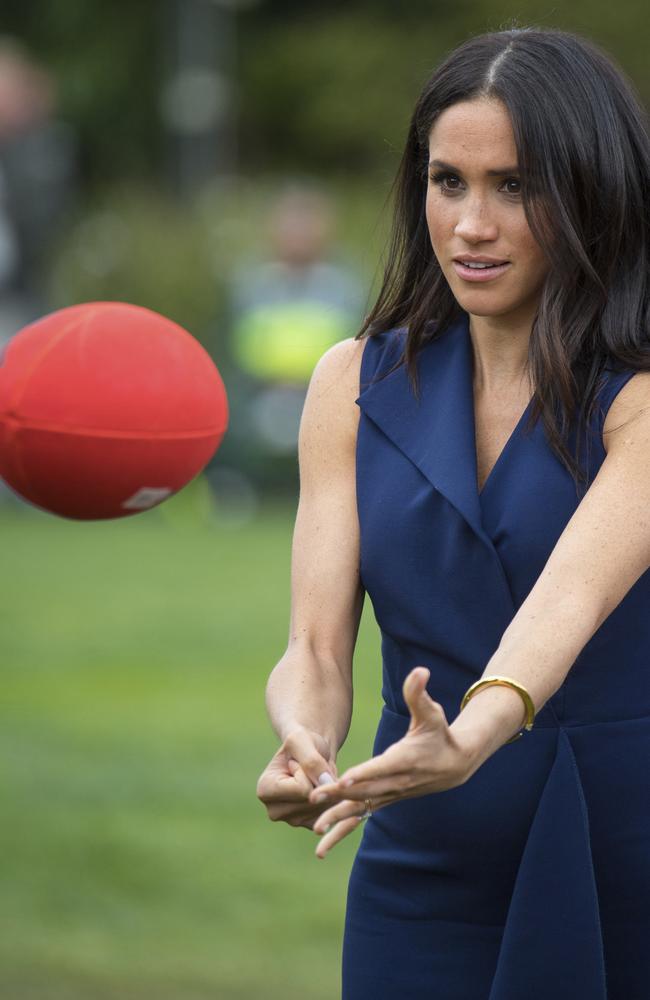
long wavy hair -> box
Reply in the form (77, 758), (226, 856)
(356, 25), (650, 492)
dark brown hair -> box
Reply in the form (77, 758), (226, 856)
(357, 25), (650, 491)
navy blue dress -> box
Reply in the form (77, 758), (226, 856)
(342, 310), (650, 999)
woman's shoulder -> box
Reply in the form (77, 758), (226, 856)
(304, 337), (366, 422)
(599, 365), (650, 453)
(310, 335), (366, 387)
(300, 337), (366, 460)
(312, 327), (407, 392)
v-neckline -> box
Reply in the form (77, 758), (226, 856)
(355, 311), (537, 547)
(474, 395), (533, 499)
(462, 315), (534, 500)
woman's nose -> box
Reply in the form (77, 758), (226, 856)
(453, 196), (498, 243)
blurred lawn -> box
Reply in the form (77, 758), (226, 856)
(0, 487), (384, 999)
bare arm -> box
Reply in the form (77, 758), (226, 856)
(265, 336), (366, 755)
(452, 371), (650, 764)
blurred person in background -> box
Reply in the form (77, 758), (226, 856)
(208, 181), (366, 508)
(0, 36), (77, 507)
(0, 36), (77, 344)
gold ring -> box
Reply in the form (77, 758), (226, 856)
(359, 797), (373, 820)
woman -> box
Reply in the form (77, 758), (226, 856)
(256, 26), (650, 999)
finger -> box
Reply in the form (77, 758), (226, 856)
(312, 796), (380, 833)
(259, 771), (317, 804)
(285, 760), (313, 796)
(267, 781), (362, 826)
(403, 666), (447, 730)
(313, 774), (406, 805)
(276, 786), (354, 825)
(310, 761), (383, 800)
(289, 757), (337, 787)
(265, 797), (327, 824)
(283, 808), (327, 828)
(283, 732), (336, 788)
(309, 750), (403, 803)
(315, 816), (363, 859)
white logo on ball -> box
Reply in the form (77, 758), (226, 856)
(121, 487), (173, 510)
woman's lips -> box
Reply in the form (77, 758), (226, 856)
(452, 261), (511, 282)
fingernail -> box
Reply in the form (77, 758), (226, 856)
(342, 777), (355, 787)
(312, 792), (327, 803)
(318, 772), (335, 786)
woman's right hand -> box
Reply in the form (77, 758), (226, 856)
(256, 726), (339, 830)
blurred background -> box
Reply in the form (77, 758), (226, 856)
(1, 2), (647, 997)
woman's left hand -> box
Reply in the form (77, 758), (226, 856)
(308, 666), (478, 858)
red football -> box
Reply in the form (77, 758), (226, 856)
(0, 301), (229, 519)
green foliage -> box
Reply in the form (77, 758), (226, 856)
(238, 9), (475, 173)
(237, 3), (650, 174)
(2, 1), (650, 186)
(46, 183), (225, 354)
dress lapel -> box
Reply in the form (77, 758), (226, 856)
(356, 311), (487, 544)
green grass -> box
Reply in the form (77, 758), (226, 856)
(0, 488), (384, 999)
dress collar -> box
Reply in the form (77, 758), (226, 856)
(356, 311), (498, 542)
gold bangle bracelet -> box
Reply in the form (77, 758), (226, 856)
(460, 675), (536, 745)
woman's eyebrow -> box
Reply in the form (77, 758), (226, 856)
(428, 158), (520, 176)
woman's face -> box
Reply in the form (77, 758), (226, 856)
(426, 97), (550, 327)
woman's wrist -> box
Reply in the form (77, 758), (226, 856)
(279, 721), (339, 758)
(450, 683), (529, 771)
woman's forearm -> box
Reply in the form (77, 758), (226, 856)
(450, 590), (604, 769)
(265, 639), (353, 753)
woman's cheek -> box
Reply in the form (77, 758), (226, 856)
(427, 199), (454, 251)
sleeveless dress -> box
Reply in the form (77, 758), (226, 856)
(342, 310), (650, 1000)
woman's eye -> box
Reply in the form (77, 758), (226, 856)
(428, 171), (521, 196)
(429, 171), (461, 192)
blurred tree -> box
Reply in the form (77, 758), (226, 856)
(3, 0), (649, 361)
(0, 1), (161, 185)
(0, 1), (648, 188)
(236, 2), (650, 175)
(47, 183), (222, 350)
